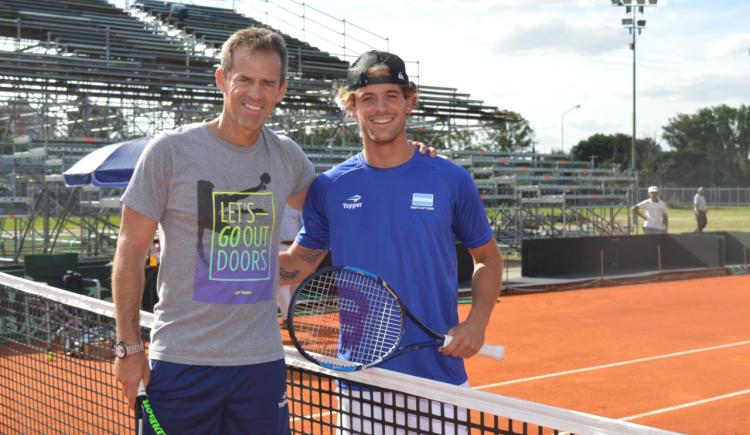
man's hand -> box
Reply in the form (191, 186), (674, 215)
(439, 320), (486, 359)
(113, 353), (150, 409)
(408, 139), (439, 158)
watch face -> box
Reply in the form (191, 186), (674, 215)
(114, 344), (126, 358)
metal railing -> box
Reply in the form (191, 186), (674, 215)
(638, 187), (750, 206)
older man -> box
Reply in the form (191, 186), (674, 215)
(112, 27), (315, 434)
(694, 187), (708, 232)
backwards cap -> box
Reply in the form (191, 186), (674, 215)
(347, 50), (410, 91)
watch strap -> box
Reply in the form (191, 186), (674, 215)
(116, 340), (144, 357)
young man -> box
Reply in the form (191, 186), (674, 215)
(693, 186), (708, 232)
(112, 27), (315, 434)
(280, 50), (503, 432)
(633, 185), (669, 234)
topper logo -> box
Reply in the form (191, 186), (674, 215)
(342, 194), (364, 210)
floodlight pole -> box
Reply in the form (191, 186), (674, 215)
(612, 0), (657, 233)
(561, 104), (581, 155)
(630, 9), (637, 202)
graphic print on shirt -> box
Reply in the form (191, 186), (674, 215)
(193, 173), (275, 304)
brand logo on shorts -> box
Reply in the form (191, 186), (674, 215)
(343, 194), (364, 210)
(278, 391), (288, 408)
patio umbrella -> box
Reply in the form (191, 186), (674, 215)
(63, 137), (150, 187)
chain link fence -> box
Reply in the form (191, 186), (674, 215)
(638, 187), (750, 206)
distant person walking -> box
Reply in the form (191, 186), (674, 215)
(694, 187), (708, 232)
(632, 185), (669, 234)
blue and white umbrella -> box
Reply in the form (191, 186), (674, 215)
(63, 137), (150, 187)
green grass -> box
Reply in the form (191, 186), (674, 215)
(662, 205), (750, 234)
(1, 215), (120, 232)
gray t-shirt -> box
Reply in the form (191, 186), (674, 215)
(122, 123), (315, 365)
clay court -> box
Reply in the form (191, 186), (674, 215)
(461, 274), (750, 434)
(2, 273), (749, 434)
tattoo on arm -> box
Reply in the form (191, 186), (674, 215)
(279, 248), (326, 282)
(298, 248), (326, 264)
(279, 267), (300, 281)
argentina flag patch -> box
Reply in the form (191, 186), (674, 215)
(411, 193), (434, 210)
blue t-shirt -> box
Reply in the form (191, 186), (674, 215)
(296, 149), (493, 385)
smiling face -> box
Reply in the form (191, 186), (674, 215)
(349, 83), (415, 148)
(214, 48), (287, 146)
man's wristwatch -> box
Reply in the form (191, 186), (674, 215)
(114, 341), (145, 359)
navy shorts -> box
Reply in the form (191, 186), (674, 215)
(142, 359), (290, 435)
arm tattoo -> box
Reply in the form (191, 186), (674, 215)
(279, 267), (300, 281)
(298, 248), (326, 264)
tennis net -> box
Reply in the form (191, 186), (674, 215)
(0, 272), (678, 434)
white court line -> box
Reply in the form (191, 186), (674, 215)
(475, 339), (750, 390)
(619, 388), (750, 421)
(292, 339), (750, 425)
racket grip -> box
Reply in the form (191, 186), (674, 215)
(443, 335), (506, 361)
(137, 379), (147, 397)
(135, 379), (146, 435)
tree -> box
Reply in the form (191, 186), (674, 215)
(571, 133), (660, 172)
(661, 104), (750, 186)
(480, 110), (536, 152)
(640, 149), (706, 187)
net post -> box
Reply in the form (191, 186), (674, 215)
(599, 249), (604, 280)
(657, 245), (662, 273)
(504, 261), (509, 293)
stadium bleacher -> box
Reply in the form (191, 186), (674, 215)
(0, 0), (634, 259)
(133, 0), (349, 80)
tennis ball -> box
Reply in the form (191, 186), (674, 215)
(46, 352), (55, 362)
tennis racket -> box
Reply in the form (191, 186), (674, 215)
(287, 266), (505, 371)
(136, 380), (165, 434)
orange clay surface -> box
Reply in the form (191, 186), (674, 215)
(462, 274), (750, 435)
(3, 274), (747, 433)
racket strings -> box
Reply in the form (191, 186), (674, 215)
(290, 270), (403, 367)
(344, 272), (401, 363)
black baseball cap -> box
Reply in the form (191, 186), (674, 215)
(347, 50), (410, 91)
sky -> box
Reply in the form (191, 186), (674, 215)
(118, 0), (750, 153)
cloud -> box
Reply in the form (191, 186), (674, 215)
(645, 74), (750, 103)
(494, 18), (623, 56)
(705, 33), (750, 58)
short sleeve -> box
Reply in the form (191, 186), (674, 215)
(121, 135), (173, 222)
(295, 175), (330, 250)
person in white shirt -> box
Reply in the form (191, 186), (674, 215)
(632, 185), (669, 234)
(693, 186), (708, 232)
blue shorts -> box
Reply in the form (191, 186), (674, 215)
(142, 359), (290, 435)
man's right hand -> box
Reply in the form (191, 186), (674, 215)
(113, 353), (150, 409)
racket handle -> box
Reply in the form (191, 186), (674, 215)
(443, 335), (506, 361)
(135, 379), (146, 435)
(137, 379), (147, 398)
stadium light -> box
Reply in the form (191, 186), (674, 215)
(612, 0), (657, 228)
(561, 104), (581, 155)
